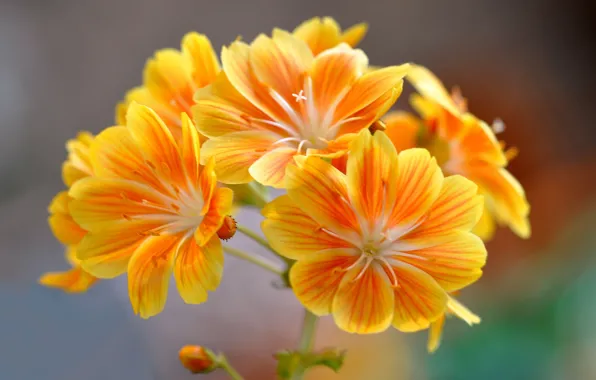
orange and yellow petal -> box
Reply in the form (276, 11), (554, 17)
(292, 17), (368, 56)
(194, 187), (233, 246)
(332, 263), (395, 334)
(472, 204), (497, 240)
(48, 191), (86, 245)
(286, 156), (361, 242)
(386, 149), (444, 239)
(261, 195), (353, 260)
(427, 314), (446, 353)
(248, 147), (297, 188)
(406, 64), (461, 117)
(289, 248), (359, 316)
(174, 234), (224, 304)
(458, 115), (506, 166)
(39, 247), (98, 293)
(395, 231), (487, 292)
(200, 131), (278, 184)
(382, 111), (420, 152)
(346, 129), (398, 233)
(182, 32), (220, 89)
(62, 131), (94, 187)
(128, 235), (179, 319)
(391, 262), (448, 332)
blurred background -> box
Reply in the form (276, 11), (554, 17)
(1, 0), (595, 379)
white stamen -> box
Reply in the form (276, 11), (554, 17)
(292, 90), (307, 102)
(378, 256), (400, 288)
(351, 256), (373, 282)
(492, 118), (505, 134)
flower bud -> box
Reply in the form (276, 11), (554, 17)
(217, 215), (237, 241)
(178, 345), (216, 374)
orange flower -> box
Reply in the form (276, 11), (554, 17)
(116, 32), (220, 139)
(383, 65), (530, 240)
(40, 132), (98, 293)
(69, 103), (233, 318)
(262, 129), (486, 333)
(427, 295), (480, 353)
(194, 29), (409, 188)
(293, 17), (368, 56)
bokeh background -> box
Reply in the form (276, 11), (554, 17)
(1, 0), (595, 379)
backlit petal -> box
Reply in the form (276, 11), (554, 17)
(249, 147), (297, 188)
(472, 204), (496, 241)
(407, 64), (461, 116)
(128, 235), (178, 319)
(175, 234), (223, 304)
(383, 111), (420, 152)
(200, 131), (278, 184)
(292, 17), (341, 55)
(286, 156), (361, 242)
(340, 22), (368, 47)
(48, 192), (86, 245)
(391, 261), (447, 332)
(289, 248), (359, 316)
(332, 262), (395, 334)
(261, 195), (353, 260)
(182, 32), (220, 88)
(346, 130), (398, 234)
(194, 187), (233, 246)
(448, 296), (481, 325)
(386, 149), (443, 239)
(427, 314), (445, 353)
(458, 115), (506, 166)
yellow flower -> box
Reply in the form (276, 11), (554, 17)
(383, 64), (531, 240)
(427, 295), (480, 353)
(262, 129), (486, 334)
(69, 103), (233, 318)
(116, 32), (220, 139)
(293, 17), (368, 56)
(194, 29), (409, 188)
(39, 132), (99, 293)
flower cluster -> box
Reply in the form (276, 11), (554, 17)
(41, 15), (530, 376)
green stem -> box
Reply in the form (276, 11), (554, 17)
(218, 355), (243, 380)
(292, 309), (319, 380)
(237, 224), (272, 252)
(223, 245), (284, 276)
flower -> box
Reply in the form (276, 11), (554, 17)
(382, 64), (530, 240)
(293, 17), (368, 56)
(262, 129), (486, 333)
(116, 32), (220, 139)
(69, 103), (233, 318)
(39, 132), (98, 293)
(427, 295), (480, 353)
(179, 345), (217, 374)
(194, 29), (409, 188)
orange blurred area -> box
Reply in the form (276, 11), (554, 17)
(1, 0), (595, 379)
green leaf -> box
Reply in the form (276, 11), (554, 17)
(274, 348), (346, 379)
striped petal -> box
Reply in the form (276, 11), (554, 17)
(128, 235), (178, 319)
(261, 195), (353, 260)
(200, 131), (278, 184)
(174, 234), (223, 304)
(48, 191), (86, 245)
(392, 261), (448, 332)
(332, 262), (395, 334)
(407, 64), (461, 116)
(286, 156), (361, 242)
(39, 247), (98, 293)
(289, 248), (359, 316)
(182, 32), (220, 88)
(249, 147), (297, 188)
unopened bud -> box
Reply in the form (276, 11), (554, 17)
(179, 345), (217, 374)
(217, 215), (237, 241)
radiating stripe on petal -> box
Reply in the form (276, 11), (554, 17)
(332, 262), (395, 334)
(386, 149), (443, 240)
(249, 147), (297, 188)
(175, 234), (224, 304)
(394, 231), (486, 292)
(262, 195), (353, 260)
(180, 113), (201, 184)
(200, 131), (278, 184)
(346, 130), (398, 235)
(391, 261), (447, 332)
(290, 248), (359, 316)
(128, 235), (178, 319)
(286, 156), (361, 242)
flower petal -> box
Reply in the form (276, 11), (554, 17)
(261, 195), (353, 260)
(407, 64), (461, 116)
(286, 156), (361, 242)
(448, 296), (481, 325)
(292, 17), (342, 55)
(200, 131), (278, 184)
(128, 235), (179, 319)
(472, 204), (496, 241)
(182, 32), (220, 88)
(289, 248), (359, 316)
(391, 261), (447, 332)
(180, 113), (201, 184)
(340, 22), (368, 47)
(249, 147), (297, 188)
(427, 314), (445, 353)
(175, 234), (223, 304)
(394, 231), (487, 292)
(402, 175), (483, 244)
(332, 262), (395, 334)
(383, 111), (420, 152)
(385, 148), (444, 240)
(346, 130), (398, 235)
(143, 49), (193, 114)
(458, 115), (506, 166)
(194, 187), (233, 246)
(48, 191), (86, 245)
(39, 266), (98, 294)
